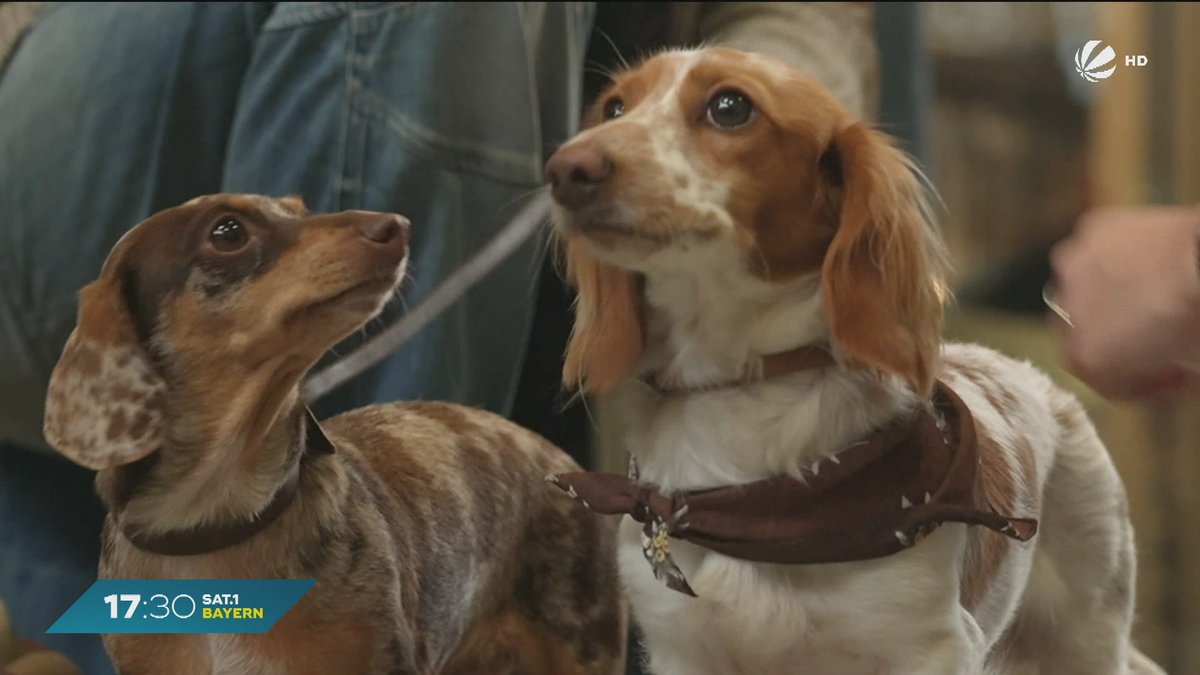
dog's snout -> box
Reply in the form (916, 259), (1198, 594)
(358, 214), (409, 246)
(545, 143), (612, 209)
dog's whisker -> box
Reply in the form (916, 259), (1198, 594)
(389, 290), (409, 314)
(584, 66), (618, 83)
(402, 265), (423, 297)
(497, 187), (548, 219)
(593, 28), (629, 72)
(751, 241), (772, 278)
(576, 390), (597, 430)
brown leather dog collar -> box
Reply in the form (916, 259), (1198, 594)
(115, 407), (335, 557)
(548, 381), (1038, 597)
(640, 343), (837, 395)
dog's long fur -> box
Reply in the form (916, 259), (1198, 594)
(42, 195), (625, 675)
(548, 48), (1165, 675)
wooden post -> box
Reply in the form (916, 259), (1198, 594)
(1087, 3), (1200, 671)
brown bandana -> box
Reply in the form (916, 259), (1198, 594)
(548, 381), (1038, 597)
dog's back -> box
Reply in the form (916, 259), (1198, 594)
(324, 400), (624, 674)
(99, 401), (624, 675)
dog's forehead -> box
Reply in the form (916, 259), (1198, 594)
(104, 194), (307, 270)
(99, 205), (198, 278)
(623, 50), (693, 86)
(588, 48), (837, 135)
(602, 49), (699, 104)
(182, 193), (305, 219)
(614, 48), (787, 95)
(584, 48), (842, 149)
(112, 194), (302, 252)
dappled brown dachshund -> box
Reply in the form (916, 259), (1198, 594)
(42, 194), (625, 675)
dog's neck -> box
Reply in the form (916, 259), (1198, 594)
(637, 260), (828, 389)
(98, 371), (314, 536)
(625, 259), (921, 490)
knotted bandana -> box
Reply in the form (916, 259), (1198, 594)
(548, 381), (1037, 597)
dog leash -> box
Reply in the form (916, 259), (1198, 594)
(301, 190), (554, 402)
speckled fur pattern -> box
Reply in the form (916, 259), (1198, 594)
(100, 401), (624, 675)
(43, 194), (625, 675)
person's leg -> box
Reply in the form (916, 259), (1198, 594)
(0, 1), (268, 453)
(0, 446), (108, 674)
(223, 2), (595, 419)
(0, 3), (268, 669)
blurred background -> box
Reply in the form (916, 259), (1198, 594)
(930, 4), (1200, 671)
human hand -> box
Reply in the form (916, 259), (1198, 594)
(0, 597), (82, 674)
(1050, 205), (1200, 401)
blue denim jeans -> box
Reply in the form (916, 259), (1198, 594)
(0, 3), (592, 671)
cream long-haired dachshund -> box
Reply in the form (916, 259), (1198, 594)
(544, 48), (1166, 675)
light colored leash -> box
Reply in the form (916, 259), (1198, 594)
(302, 190), (554, 402)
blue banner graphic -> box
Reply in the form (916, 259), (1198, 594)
(47, 579), (316, 634)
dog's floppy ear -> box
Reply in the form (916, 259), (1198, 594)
(819, 123), (948, 397)
(560, 239), (645, 393)
(43, 271), (169, 470)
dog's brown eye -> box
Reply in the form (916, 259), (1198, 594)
(209, 218), (248, 253)
(706, 90), (755, 130)
(603, 97), (624, 120)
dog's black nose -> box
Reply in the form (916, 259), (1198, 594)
(545, 143), (612, 210)
(358, 214), (409, 245)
